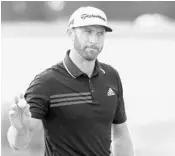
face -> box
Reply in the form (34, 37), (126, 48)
(71, 25), (106, 61)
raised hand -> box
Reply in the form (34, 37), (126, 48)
(9, 94), (31, 130)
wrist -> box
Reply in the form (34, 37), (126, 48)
(8, 126), (30, 150)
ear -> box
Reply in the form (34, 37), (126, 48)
(67, 28), (75, 41)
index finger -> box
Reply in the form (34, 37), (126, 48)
(14, 93), (24, 104)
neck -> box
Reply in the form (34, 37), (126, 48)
(69, 49), (95, 78)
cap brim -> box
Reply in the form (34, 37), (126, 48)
(70, 24), (112, 32)
(104, 26), (112, 32)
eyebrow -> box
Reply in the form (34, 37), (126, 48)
(83, 27), (105, 33)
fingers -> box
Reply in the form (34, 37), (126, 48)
(14, 96), (19, 104)
(9, 101), (31, 128)
(10, 98), (28, 118)
(23, 110), (31, 118)
(23, 105), (31, 116)
(24, 104), (30, 111)
(11, 93), (30, 116)
(10, 104), (19, 112)
(9, 109), (17, 118)
(14, 93), (24, 104)
(14, 93), (28, 109)
(9, 104), (20, 118)
(19, 93), (24, 99)
(17, 99), (27, 109)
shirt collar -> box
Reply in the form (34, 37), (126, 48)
(63, 50), (105, 78)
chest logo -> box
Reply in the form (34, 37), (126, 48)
(107, 88), (115, 96)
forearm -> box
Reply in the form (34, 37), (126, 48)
(7, 126), (31, 150)
(112, 135), (135, 156)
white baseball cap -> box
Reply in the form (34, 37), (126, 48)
(68, 6), (112, 32)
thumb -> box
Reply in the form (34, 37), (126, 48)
(23, 104), (31, 116)
(14, 93), (24, 104)
(19, 93), (24, 99)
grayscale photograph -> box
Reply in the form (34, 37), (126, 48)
(1, 1), (175, 156)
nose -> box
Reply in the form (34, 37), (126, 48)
(89, 34), (98, 44)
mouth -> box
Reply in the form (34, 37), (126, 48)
(86, 47), (98, 51)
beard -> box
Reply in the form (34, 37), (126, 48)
(74, 35), (103, 61)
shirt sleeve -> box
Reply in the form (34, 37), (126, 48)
(24, 74), (51, 119)
(112, 72), (127, 124)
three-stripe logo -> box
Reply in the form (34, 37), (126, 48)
(50, 92), (92, 107)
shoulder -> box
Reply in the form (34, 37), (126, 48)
(99, 62), (120, 78)
(34, 62), (63, 81)
(99, 62), (123, 88)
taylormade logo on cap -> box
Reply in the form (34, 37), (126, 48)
(81, 14), (106, 21)
(68, 6), (112, 32)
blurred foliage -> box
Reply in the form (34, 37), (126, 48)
(1, 1), (175, 22)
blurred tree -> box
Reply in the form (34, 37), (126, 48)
(1, 1), (175, 22)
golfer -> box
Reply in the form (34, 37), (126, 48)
(8, 6), (135, 156)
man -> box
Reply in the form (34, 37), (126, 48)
(7, 6), (135, 156)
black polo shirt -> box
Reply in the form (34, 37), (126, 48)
(25, 50), (127, 156)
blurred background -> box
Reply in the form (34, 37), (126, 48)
(1, 1), (175, 156)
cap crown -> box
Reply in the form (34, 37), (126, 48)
(68, 6), (112, 32)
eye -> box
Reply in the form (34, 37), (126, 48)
(98, 32), (104, 36)
(85, 30), (92, 34)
